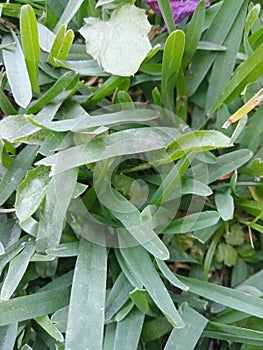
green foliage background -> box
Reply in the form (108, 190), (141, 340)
(0, 0), (263, 349)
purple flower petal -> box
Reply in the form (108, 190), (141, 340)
(144, 0), (210, 24)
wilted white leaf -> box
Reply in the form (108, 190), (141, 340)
(79, 4), (152, 76)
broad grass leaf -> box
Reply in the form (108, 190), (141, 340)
(183, 0), (206, 68)
(0, 237), (29, 276)
(84, 76), (130, 106)
(191, 149), (252, 184)
(46, 242), (79, 257)
(150, 154), (193, 206)
(129, 289), (150, 314)
(161, 30), (185, 111)
(120, 246), (185, 328)
(105, 272), (134, 322)
(2, 32), (32, 108)
(114, 307), (144, 350)
(166, 130), (231, 160)
(37, 127), (175, 174)
(157, 0), (175, 33)
(142, 317), (172, 343)
(0, 115), (39, 143)
(0, 324), (17, 350)
(204, 322), (263, 346)
(54, 0), (85, 32)
(164, 305), (208, 350)
(20, 5), (40, 95)
(178, 275), (263, 319)
(96, 183), (169, 259)
(114, 301), (134, 322)
(163, 211), (220, 234)
(0, 145), (39, 206)
(0, 287), (70, 325)
(155, 259), (189, 291)
(47, 25), (74, 67)
(0, 87), (17, 115)
(34, 108), (159, 133)
(237, 199), (263, 217)
(36, 168), (77, 252)
(0, 218), (21, 249)
(205, 0), (248, 114)
(212, 40), (263, 112)
(103, 323), (116, 350)
(55, 58), (107, 76)
(15, 166), (50, 223)
(115, 250), (143, 289)
(37, 23), (55, 52)
(79, 4), (152, 76)
(34, 315), (63, 342)
(27, 71), (79, 115)
(215, 190), (234, 221)
(0, 239), (35, 301)
(187, 0), (245, 96)
(65, 238), (107, 350)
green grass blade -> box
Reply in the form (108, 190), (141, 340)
(178, 275), (263, 319)
(0, 237), (29, 276)
(85, 76), (129, 106)
(142, 317), (173, 343)
(120, 246), (185, 328)
(212, 40), (263, 112)
(15, 165), (50, 223)
(114, 307), (144, 350)
(54, 29), (74, 62)
(0, 239), (35, 301)
(47, 24), (66, 65)
(155, 259), (189, 291)
(65, 238), (107, 350)
(215, 190), (234, 221)
(183, 0), (206, 68)
(103, 323), (116, 350)
(204, 322), (263, 346)
(191, 149), (252, 184)
(20, 4), (40, 95)
(166, 130), (231, 161)
(54, 0), (85, 32)
(28, 108), (159, 132)
(187, 0), (245, 96)
(2, 32), (32, 108)
(150, 154), (193, 206)
(37, 127), (174, 174)
(36, 168), (77, 252)
(205, 0), (248, 114)
(0, 145), (39, 206)
(105, 272), (134, 322)
(161, 30), (185, 111)
(0, 87), (17, 115)
(46, 242), (79, 257)
(0, 324), (17, 350)
(48, 25), (74, 67)
(164, 305), (208, 350)
(157, 0), (176, 33)
(115, 250), (143, 289)
(0, 115), (39, 143)
(0, 287), (70, 325)
(107, 190), (169, 260)
(163, 211), (220, 234)
(27, 71), (78, 114)
(34, 315), (64, 342)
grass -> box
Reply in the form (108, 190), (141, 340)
(0, 0), (263, 349)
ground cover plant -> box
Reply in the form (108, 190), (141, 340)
(0, 0), (263, 349)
